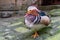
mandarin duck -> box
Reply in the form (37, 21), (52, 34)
(24, 6), (51, 38)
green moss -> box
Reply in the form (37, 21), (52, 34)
(15, 27), (29, 33)
(45, 33), (60, 40)
(49, 9), (60, 16)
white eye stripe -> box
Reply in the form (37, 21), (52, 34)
(27, 6), (39, 11)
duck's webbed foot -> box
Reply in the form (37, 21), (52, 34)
(32, 32), (39, 38)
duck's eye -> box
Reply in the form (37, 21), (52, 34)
(30, 10), (31, 11)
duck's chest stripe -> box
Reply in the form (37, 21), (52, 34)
(34, 16), (41, 24)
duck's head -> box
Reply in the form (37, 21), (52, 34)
(25, 6), (39, 17)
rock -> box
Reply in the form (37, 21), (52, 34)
(0, 11), (14, 18)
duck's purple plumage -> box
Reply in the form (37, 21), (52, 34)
(25, 14), (36, 22)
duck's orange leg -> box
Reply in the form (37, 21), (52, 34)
(32, 31), (39, 38)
